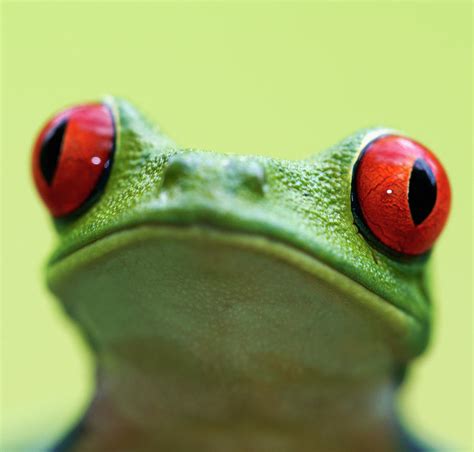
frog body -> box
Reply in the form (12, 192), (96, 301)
(31, 98), (450, 451)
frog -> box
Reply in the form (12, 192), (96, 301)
(31, 97), (451, 452)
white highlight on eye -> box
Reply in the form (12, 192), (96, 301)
(386, 189), (393, 194)
(91, 156), (102, 165)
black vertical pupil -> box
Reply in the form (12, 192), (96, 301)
(39, 119), (68, 185)
(408, 158), (437, 225)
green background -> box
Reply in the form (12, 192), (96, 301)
(1, 2), (472, 449)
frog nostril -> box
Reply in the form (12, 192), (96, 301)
(162, 154), (195, 188)
(236, 161), (266, 196)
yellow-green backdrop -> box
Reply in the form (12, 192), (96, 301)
(1, 2), (472, 449)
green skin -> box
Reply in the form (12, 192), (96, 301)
(46, 98), (432, 451)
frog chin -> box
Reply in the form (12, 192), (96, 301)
(48, 224), (424, 381)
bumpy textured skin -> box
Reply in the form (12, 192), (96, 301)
(48, 97), (431, 359)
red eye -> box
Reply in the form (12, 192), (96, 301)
(32, 103), (115, 218)
(352, 134), (451, 256)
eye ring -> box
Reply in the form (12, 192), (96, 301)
(32, 103), (116, 218)
(351, 133), (451, 258)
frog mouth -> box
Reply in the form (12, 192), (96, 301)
(50, 198), (429, 327)
(47, 215), (428, 365)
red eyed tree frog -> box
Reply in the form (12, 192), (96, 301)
(31, 98), (450, 451)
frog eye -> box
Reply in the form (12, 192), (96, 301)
(32, 103), (115, 218)
(351, 134), (451, 257)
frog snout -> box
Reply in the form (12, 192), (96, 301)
(162, 153), (267, 196)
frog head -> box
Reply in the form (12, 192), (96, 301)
(32, 98), (450, 382)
